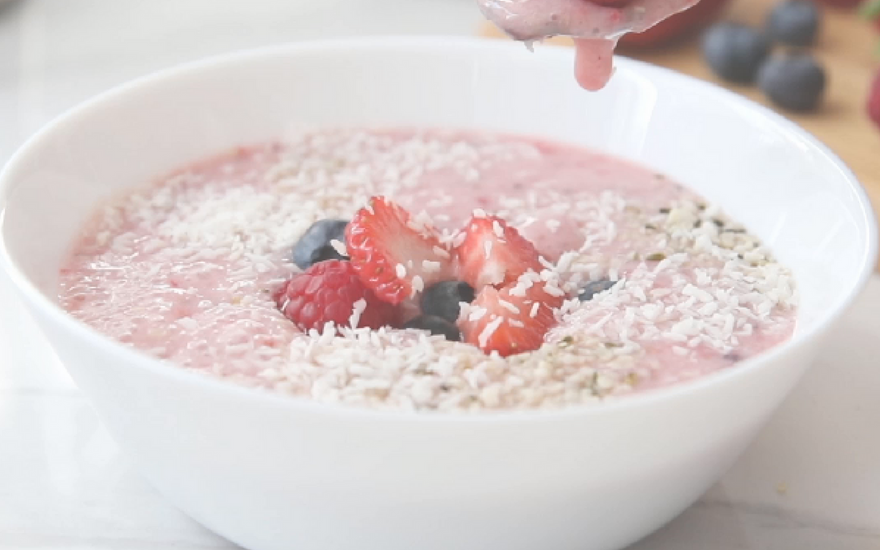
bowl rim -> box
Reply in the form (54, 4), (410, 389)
(0, 35), (876, 422)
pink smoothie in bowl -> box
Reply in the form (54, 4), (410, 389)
(1, 37), (875, 550)
(58, 128), (797, 412)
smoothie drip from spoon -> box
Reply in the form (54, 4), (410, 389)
(572, 38), (617, 91)
(477, 0), (701, 90)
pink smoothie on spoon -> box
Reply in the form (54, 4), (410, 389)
(477, 0), (700, 89)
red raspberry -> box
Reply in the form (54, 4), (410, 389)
(276, 260), (399, 332)
(869, 69), (880, 130)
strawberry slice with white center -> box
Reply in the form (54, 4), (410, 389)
(459, 275), (565, 357)
(454, 214), (543, 291)
(346, 196), (454, 305)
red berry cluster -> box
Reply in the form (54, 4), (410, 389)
(276, 197), (565, 357)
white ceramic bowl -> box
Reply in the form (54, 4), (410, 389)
(0, 37), (876, 550)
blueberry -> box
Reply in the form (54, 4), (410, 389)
(766, 0), (820, 47)
(702, 23), (771, 84)
(578, 279), (618, 302)
(292, 219), (348, 270)
(420, 281), (476, 323)
(757, 53), (826, 112)
(404, 315), (461, 342)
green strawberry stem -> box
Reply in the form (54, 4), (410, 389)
(861, 0), (880, 57)
(860, 0), (880, 19)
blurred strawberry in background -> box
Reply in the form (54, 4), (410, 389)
(619, 0), (876, 49)
(620, 0), (732, 47)
(860, 0), (880, 130)
(868, 72), (880, 128)
(857, 0), (880, 129)
(820, 0), (863, 8)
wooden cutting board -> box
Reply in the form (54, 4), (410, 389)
(479, 0), (880, 271)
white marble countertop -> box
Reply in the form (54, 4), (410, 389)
(1, 1), (879, 548)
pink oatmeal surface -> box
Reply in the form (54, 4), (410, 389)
(58, 129), (797, 412)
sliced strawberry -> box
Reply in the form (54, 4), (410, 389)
(454, 214), (543, 291)
(459, 277), (565, 357)
(346, 196), (453, 305)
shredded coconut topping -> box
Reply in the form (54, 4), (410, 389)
(58, 129), (797, 413)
